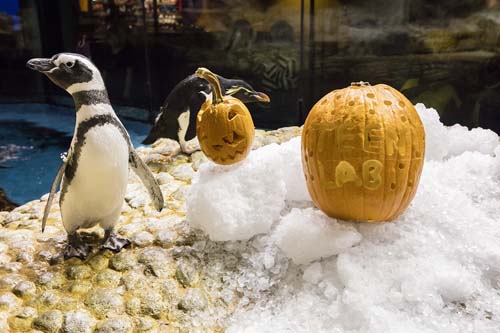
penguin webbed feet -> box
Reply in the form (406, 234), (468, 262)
(64, 233), (91, 260)
(100, 230), (131, 252)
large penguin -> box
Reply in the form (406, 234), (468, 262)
(142, 73), (270, 152)
(27, 53), (163, 259)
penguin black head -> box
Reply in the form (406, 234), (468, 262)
(26, 53), (105, 94)
(224, 81), (270, 104)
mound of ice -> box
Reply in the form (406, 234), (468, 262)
(274, 208), (361, 264)
(415, 103), (499, 161)
(187, 137), (311, 241)
(187, 144), (287, 241)
(188, 103), (500, 332)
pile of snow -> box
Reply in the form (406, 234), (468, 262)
(187, 137), (311, 241)
(415, 103), (498, 160)
(187, 104), (500, 332)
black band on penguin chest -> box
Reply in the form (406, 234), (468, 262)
(73, 90), (110, 110)
(64, 114), (131, 184)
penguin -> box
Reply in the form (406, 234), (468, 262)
(142, 73), (270, 153)
(27, 53), (164, 260)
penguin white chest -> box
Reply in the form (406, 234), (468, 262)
(64, 124), (129, 220)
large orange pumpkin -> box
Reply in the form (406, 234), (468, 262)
(302, 82), (425, 222)
(195, 68), (255, 165)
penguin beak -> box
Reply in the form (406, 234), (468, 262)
(26, 58), (55, 73)
(251, 92), (270, 103)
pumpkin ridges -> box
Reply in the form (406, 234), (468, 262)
(379, 86), (401, 220)
(391, 90), (424, 219)
(303, 82), (425, 222)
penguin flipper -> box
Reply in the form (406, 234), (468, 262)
(42, 161), (66, 233)
(129, 150), (164, 212)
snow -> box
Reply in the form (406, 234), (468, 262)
(415, 103), (498, 161)
(186, 103), (500, 332)
(187, 144), (287, 241)
(274, 208), (361, 264)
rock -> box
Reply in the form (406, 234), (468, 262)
(132, 231), (154, 247)
(16, 306), (37, 318)
(170, 163), (195, 181)
(139, 291), (165, 318)
(12, 281), (36, 299)
(135, 316), (159, 332)
(0, 273), (24, 289)
(33, 310), (63, 333)
(0, 292), (22, 312)
(175, 260), (198, 287)
(125, 297), (141, 316)
(121, 271), (148, 291)
(37, 272), (64, 289)
(178, 288), (208, 312)
(109, 252), (138, 272)
(172, 186), (190, 201)
(84, 289), (124, 319)
(61, 309), (96, 333)
(151, 138), (181, 154)
(95, 269), (122, 288)
(68, 281), (93, 295)
(33, 291), (59, 308)
(0, 187), (17, 212)
(156, 172), (175, 185)
(156, 230), (176, 247)
(87, 254), (110, 271)
(94, 316), (133, 333)
(66, 264), (92, 280)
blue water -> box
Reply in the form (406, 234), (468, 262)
(0, 104), (150, 205)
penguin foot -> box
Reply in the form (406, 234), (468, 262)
(63, 242), (91, 260)
(101, 231), (131, 252)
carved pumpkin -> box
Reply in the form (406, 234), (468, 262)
(196, 68), (255, 165)
(302, 82), (425, 222)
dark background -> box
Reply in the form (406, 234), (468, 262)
(0, 0), (500, 131)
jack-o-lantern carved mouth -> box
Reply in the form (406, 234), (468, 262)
(211, 131), (246, 153)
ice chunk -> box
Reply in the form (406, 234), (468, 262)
(302, 262), (323, 284)
(187, 144), (287, 241)
(415, 103), (499, 161)
(278, 137), (312, 202)
(274, 208), (362, 264)
(447, 124), (499, 157)
(415, 103), (449, 161)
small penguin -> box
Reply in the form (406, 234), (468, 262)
(27, 53), (164, 259)
(142, 73), (270, 152)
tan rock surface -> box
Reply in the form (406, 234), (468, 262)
(0, 128), (301, 332)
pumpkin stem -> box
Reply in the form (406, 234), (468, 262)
(196, 67), (224, 105)
(351, 81), (371, 87)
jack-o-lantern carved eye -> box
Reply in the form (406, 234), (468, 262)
(195, 68), (256, 165)
(228, 110), (237, 120)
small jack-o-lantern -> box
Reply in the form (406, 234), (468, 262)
(302, 82), (426, 222)
(196, 68), (255, 165)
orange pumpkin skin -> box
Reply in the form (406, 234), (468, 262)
(197, 95), (255, 165)
(302, 83), (425, 222)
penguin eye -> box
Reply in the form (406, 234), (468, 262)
(65, 61), (75, 68)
